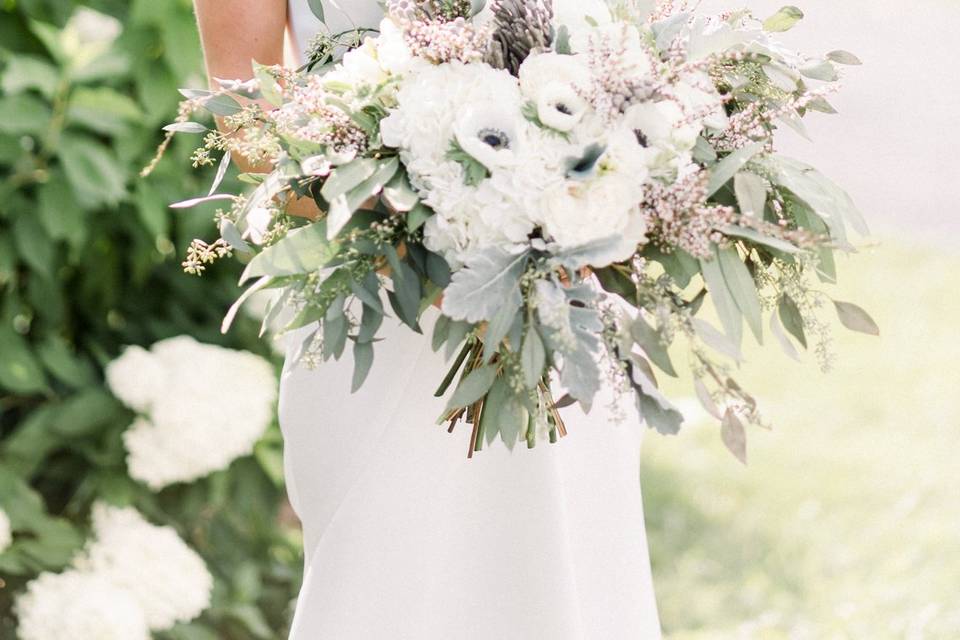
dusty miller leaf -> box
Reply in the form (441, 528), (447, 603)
(442, 248), (527, 323)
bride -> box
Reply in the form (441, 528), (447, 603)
(194, 1), (662, 637)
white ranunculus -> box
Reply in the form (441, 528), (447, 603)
(325, 38), (385, 86)
(454, 106), (523, 171)
(109, 336), (276, 489)
(538, 172), (646, 261)
(16, 570), (149, 640)
(74, 503), (213, 632)
(518, 52), (590, 104)
(536, 82), (590, 132)
(0, 508), (11, 553)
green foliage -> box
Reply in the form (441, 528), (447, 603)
(0, 1), (301, 637)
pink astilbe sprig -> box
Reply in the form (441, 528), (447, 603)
(400, 16), (493, 64)
(641, 170), (736, 258)
(270, 75), (370, 154)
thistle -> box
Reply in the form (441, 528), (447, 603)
(486, 0), (554, 75)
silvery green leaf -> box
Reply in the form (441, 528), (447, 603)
(203, 94), (242, 117)
(770, 310), (802, 362)
(307, 0), (325, 21)
(833, 300), (879, 336)
(350, 275), (383, 313)
(687, 18), (757, 60)
(446, 364), (498, 410)
(357, 303), (384, 344)
(631, 315), (678, 377)
(432, 315), (451, 352)
(800, 60), (839, 82)
(323, 296), (348, 360)
(763, 6), (803, 32)
(385, 247), (422, 331)
(326, 158), (398, 239)
(208, 151), (232, 196)
(699, 255), (743, 350)
(552, 234), (637, 270)
(442, 248), (527, 323)
(721, 409), (747, 464)
(694, 377), (722, 420)
(734, 172), (767, 218)
(778, 111), (812, 141)
(321, 158), (379, 203)
(772, 156), (869, 237)
(498, 395), (525, 451)
(762, 64), (799, 92)
(484, 299), (520, 361)
(407, 203), (433, 232)
(630, 361), (684, 435)
(778, 295), (807, 348)
(826, 50), (862, 65)
(692, 317), (743, 362)
(219, 219), (251, 253)
(252, 63), (283, 106)
(722, 225), (801, 254)
(351, 342), (374, 392)
(716, 245), (763, 343)
(520, 328), (546, 389)
(383, 172), (418, 212)
(445, 321), (473, 361)
(480, 375), (507, 447)
(426, 252), (451, 288)
(170, 193), (236, 209)
(554, 25), (572, 54)
(707, 142), (764, 197)
(806, 97), (838, 114)
(559, 345), (601, 410)
(693, 136), (717, 164)
(163, 121), (207, 134)
(221, 276), (273, 334)
(241, 221), (340, 283)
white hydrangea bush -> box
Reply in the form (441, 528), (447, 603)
(106, 335), (277, 489)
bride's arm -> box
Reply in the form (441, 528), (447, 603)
(193, 0), (319, 218)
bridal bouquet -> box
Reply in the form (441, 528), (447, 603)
(147, 0), (876, 458)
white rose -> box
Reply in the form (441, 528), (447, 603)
(326, 39), (385, 86)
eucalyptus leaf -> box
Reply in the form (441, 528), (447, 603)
(826, 50), (862, 65)
(692, 317), (743, 362)
(222, 276), (274, 334)
(520, 328), (546, 389)
(763, 6), (804, 32)
(707, 142), (764, 197)
(162, 121), (207, 133)
(446, 365), (498, 411)
(631, 315), (678, 377)
(351, 342), (375, 392)
(770, 311), (802, 362)
(484, 300), (520, 361)
(734, 172), (767, 217)
(721, 225), (802, 254)
(716, 245), (763, 343)
(833, 300), (879, 336)
(699, 254), (743, 350)
(241, 221), (341, 283)
(383, 172), (419, 212)
(407, 203), (433, 232)
(721, 409), (748, 464)
(778, 295), (807, 348)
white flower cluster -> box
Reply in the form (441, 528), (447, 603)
(15, 503), (213, 639)
(106, 336), (277, 490)
(0, 507), (12, 553)
(378, 8), (728, 267)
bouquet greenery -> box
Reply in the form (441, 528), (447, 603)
(149, 0), (876, 459)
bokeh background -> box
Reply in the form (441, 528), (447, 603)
(0, 0), (957, 638)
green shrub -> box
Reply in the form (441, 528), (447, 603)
(0, 1), (301, 637)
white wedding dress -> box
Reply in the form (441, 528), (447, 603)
(280, 2), (662, 638)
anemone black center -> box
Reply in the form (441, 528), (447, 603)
(555, 102), (573, 116)
(634, 129), (649, 148)
(479, 128), (510, 150)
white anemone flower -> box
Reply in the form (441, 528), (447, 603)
(15, 570), (149, 640)
(536, 82), (590, 132)
(74, 503), (213, 632)
(454, 106), (523, 171)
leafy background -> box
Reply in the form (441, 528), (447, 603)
(0, 0), (958, 639)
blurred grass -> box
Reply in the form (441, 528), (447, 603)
(643, 240), (960, 639)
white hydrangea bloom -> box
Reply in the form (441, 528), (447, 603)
(108, 336), (277, 489)
(74, 503), (213, 631)
(15, 570), (149, 640)
(0, 508), (12, 553)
